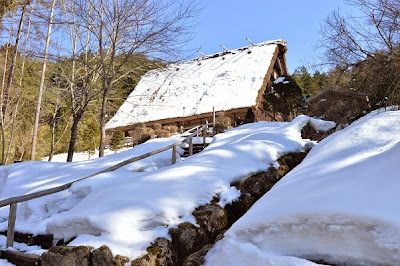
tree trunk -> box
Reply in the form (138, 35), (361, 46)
(98, 88), (108, 157)
(4, 99), (19, 164)
(66, 113), (82, 162)
(48, 118), (56, 162)
(3, 4), (26, 118)
(31, 0), (56, 161)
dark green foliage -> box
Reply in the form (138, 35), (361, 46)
(110, 130), (125, 151)
(292, 66), (324, 97)
(244, 108), (255, 124)
(79, 120), (100, 156)
(263, 76), (305, 121)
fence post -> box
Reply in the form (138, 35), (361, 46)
(6, 203), (17, 247)
(189, 137), (193, 156)
(203, 126), (207, 146)
(172, 145), (177, 165)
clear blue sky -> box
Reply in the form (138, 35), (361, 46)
(187, 0), (355, 74)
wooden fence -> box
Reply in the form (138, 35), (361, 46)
(0, 121), (210, 248)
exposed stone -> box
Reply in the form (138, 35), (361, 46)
(169, 222), (209, 260)
(131, 238), (177, 266)
(41, 246), (93, 266)
(114, 255), (130, 265)
(224, 193), (256, 226)
(301, 123), (336, 142)
(240, 168), (278, 199)
(214, 230), (226, 242)
(277, 152), (308, 178)
(92, 245), (114, 266)
(182, 244), (213, 266)
(226, 152), (309, 226)
(192, 204), (228, 241)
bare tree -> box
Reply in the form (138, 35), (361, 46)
(321, 0), (400, 65)
(321, 0), (400, 105)
(31, 0), (56, 160)
(4, 6), (32, 164)
(81, 0), (199, 157)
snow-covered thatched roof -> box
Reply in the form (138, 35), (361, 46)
(106, 40), (287, 130)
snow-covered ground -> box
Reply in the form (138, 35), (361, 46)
(41, 147), (132, 162)
(0, 116), (331, 260)
(205, 109), (400, 266)
(0, 259), (14, 266)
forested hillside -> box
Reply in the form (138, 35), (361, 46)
(0, 0), (197, 163)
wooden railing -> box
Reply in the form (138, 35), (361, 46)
(0, 121), (210, 248)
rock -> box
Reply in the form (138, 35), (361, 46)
(214, 230), (226, 242)
(169, 222), (209, 260)
(301, 123), (335, 142)
(131, 238), (177, 266)
(277, 152), (308, 178)
(192, 204), (228, 241)
(92, 245), (114, 266)
(224, 193), (256, 226)
(182, 244), (213, 266)
(41, 246), (93, 266)
(239, 169), (278, 199)
(226, 152), (309, 226)
(115, 255), (130, 265)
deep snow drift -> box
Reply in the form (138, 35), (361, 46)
(0, 116), (333, 260)
(205, 109), (400, 266)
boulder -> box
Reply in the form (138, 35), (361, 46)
(169, 222), (209, 260)
(226, 152), (308, 226)
(301, 123), (336, 142)
(131, 238), (177, 266)
(182, 244), (213, 266)
(192, 204), (228, 241)
(92, 245), (114, 266)
(41, 246), (93, 266)
(276, 152), (308, 178)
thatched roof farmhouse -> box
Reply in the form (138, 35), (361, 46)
(106, 39), (289, 134)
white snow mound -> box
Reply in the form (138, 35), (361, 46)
(0, 116), (330, 259)
(205, 109), (400, 266)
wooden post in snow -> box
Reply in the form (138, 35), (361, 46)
(203, 125), (207, 146)
(171, 146), (177, 165)
(213, 106), (216, 125)
(189, 137), (193, 156)
(6, 203), (17, 247)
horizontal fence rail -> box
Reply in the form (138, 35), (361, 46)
(0, 121), (210, 247)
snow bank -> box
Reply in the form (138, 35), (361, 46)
(205, 109), (400, 265)
(0, 116), (328, 259)
(106, 40), (284, 129)
(41, 147), (132, 162)
(0, 259), (14, 266)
